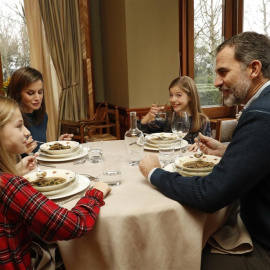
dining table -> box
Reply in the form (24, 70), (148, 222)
(36, 139), (236, 270)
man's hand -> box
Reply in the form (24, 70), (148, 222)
(199, 133), (227, 157)
(139, 155), (161, 178)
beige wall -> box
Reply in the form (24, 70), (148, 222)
(93, 0), (179, 108)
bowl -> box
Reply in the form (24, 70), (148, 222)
(24, 169), (76, 192)
(40, 141), (79, 155)
(145, 133), (178, 146)
(174, 155), (221, 172)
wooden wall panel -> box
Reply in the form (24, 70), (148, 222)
(78, 0), (95, 119)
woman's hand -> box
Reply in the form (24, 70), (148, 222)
(198, 133), (227, 157)
(58, 133), (74, 141)
(141, 104), (165, 124)
(25, 136), (38, 154)
(17, 155), (37, 176)
(92, 182), (112, 198)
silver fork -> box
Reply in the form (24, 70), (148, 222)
(73, 158), (89, 165)
(194, 136), (203, 158)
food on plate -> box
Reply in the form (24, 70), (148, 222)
(149, 134), (176, 142)
(182, 161), (215, 169)
(48, 142), (71, 150)
(36, 171), (47, 178)
(30, 177), (66, 187)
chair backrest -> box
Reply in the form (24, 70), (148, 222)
(220, 119), (237, 143)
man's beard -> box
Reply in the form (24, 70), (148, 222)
(223, 73), (250, 107)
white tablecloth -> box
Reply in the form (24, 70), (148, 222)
(39, 140), (235, 270)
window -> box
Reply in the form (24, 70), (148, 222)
(243, 0), (270, 35)
(194, 0), (223, 106)
(0, 0), (30, 83)
(180, 0), (242, 118)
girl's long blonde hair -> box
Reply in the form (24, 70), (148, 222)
(169, 76), (209, 133)
(0, 96), (21, 175)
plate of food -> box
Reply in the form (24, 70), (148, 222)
(145, 133), (178, 145)
(40, 141), (79, 155)
(164, 163), (213, 177)
(140, 133), (188, 151)
(41, 176), (78, 196)
(174, 155), (221, 172)
(24, 169), (76, 192)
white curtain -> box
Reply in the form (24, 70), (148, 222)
(24, 0), (61, 141)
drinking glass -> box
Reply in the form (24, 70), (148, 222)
(102, 155), (122, 186)
(158, 138), (176, 166)
(86, 138), (103, 163)
(151, 100), (168, 123)
(171, 111), (190, 157)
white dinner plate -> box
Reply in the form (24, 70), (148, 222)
(40, 141), (79, 155)
(47, 175), (91, 200)
(24, 169), (76, 192)
(38, 147), (80, 159)
(37, 147), (88, 162)
(163, 163), (175, 172)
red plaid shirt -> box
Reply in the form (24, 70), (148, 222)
(0, 172), (104, 269)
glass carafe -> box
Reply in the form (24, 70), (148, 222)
(125, 112), (144, 166)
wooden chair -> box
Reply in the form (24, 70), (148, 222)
(61, 103), (120, 143)
(83, 103), (120, 142)
(210, 119), (222, 141)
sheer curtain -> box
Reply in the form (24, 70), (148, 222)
(24, 0), (60, 141)
(38, 0), (87, 124)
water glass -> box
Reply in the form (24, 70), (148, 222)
(102, 155), (122, 186)
(155, 111), (167, 122)
(87, 138), (103, 163)
(158, 138), (175, 166)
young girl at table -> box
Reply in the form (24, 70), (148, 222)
(7, 67), (73, 154)
(138, 76), (211, 145)
(0, 96), (111, 269)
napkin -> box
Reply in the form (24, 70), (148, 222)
(208, 210), (253, 255)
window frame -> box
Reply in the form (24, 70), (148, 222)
(179, 0), (243, 118)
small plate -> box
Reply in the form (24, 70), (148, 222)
(40, 141), (79, 155)
(174, 155), (221, 172)
(24, 169), (76, 192)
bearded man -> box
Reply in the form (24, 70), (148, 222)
(139, 31), (270, 269)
